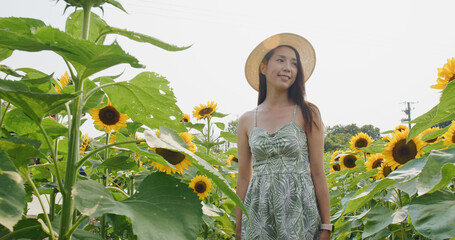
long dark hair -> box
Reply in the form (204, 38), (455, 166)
(258, 45), (318, 133)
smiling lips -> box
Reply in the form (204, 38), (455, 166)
(278, 74), (291, 80)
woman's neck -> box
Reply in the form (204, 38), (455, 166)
(261, 89), (294, 108)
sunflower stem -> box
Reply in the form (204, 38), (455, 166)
(49, 137), (59, 221)
(83, 82), (119, 104)
(206, 117), (211, 155)
(23, 169), (56, 240)
(75, 140), (144, 169)
(106, 186), (130, 198)
(65, 215), (89, 239)
(38, 123), (65, 196)
(101, 132), (110, 238)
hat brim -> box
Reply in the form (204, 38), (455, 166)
(245, 33), (316, 91)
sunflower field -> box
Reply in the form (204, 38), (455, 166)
(326, 58), (455, 239)
(0, 1), (243, 239)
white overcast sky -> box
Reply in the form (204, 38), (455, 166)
(2, 0), (455, 136)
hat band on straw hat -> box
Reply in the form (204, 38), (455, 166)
(244, 33), (316, 91)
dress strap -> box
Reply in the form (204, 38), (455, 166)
(292, 104), (297, 122)
(254, 107), (258, 127)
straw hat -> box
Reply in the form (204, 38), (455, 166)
(244, 33), (316, 91)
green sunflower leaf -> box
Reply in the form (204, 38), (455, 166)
(408, 81), (455, 141)
(212, 112), (229, 118)
(408, 190), (455, 239)
(3, 108), (39, 135)
(420, 125), (450, 142)
(41, 117), (68, 138)
(186, 122), (205, 132)
(0, 137), (40, 170)
(100, 155), (137, 171)
(416, 148), (455, 195)
(343, 178), (396, 214)
(0, 79), (79, 123)
(0, 64), (22, 77)
(215, 122), (225, 130)
(101, 26), (190, 51)
(102, 72), (186, 132)
(144, 127), (249, 219)
(363, 205), (408, 238)
(0, 171), (26, 231)
(219, 131), (237, 143)
(20, 74), (53, 92)
(8, 218), (48, 240)
(0, 148), (16, 172)
(73, 173), (203, 240)
(0, 48), (13, 61)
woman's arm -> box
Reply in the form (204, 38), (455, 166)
(235, 112), (253, 240)
(307, 107), (331, 239)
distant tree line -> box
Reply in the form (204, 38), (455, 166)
(324, 124), (381, 152)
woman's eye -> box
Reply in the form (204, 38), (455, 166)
(276, 58), (284, 62)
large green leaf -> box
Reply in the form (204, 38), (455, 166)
(363, 205), (408, 238)
(219, 131), (237, 143)
(3, 108), (39, 135)
(7, 218), (48, 240)
(81, 78), (105, 112)
(0, 149), (16, 172)
(102, 72), (186, 132)
(408, 190), (455, 239)
(408, 81), (455, 140)
(0, 79), (79, 123)
(41, 117), (68, 138)
(344, 178), (396, 214)
(0, 48), (13, 61)
(20, 74), (53, 92)
(144, 127), (248, 218)
(100, 155), (137, 171)
(34, 26), (143, 80)
(0, 64), (21, 77)
(65, 10), (107, 43)
(417, 148), (455, 195)
(101, 26), (190, 51)
(0, 171), (26, 231)
(74, 173), (203, 240)
(0, 137), (40, 170)
(387, 157), (427, 196)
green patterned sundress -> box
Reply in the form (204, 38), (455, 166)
(241, 105), (321, 240)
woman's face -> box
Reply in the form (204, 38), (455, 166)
(260, 46), (298, 91)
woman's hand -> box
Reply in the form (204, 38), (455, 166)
(318, 230), (331, 240)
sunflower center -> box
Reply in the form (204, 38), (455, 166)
(332, 163), (340, 171)
(426, 138), (437, 143)
(450, 74), (455, 81)
(233, 157), (238, 163)
(355, 139), (369, 148)
(155, 148), (186, 165)
(383, 165), (392, 177)
(99, 106), (120, 125)
(199, 107), (213, 115)
(372, 159), (383, 169)
(195, 181), (207, 193)
(452, 134), (455, 143)
(392, 139), (418, 164)
(344, 155), (357, 168)
(183, 118), (189, 122)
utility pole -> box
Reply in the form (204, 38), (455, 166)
(401, 101), (418, 129)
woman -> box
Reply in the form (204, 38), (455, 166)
(235, 33), (332, 240)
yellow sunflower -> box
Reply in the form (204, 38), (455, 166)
(419, 126), (441, 144)
(89, 99), (130, 133)
(189, 175), (212, 200)
(227, 155), (238, 165)
(330, 163), (341, 173)
(383, 129), (425, 169)
(330, 150), (343, 163)
(442, 130), (455, 146)
(431, 58), (455, 90)
(54, 71), (70, 94)
(192, 101), (218, 120)
(181, 114), (191, 123)
(340, 153), (359, 169)
(80, 133), (89, 154)
(376, 159), (397, 179)
(349, 132), (373, 152)
(366, 153), (384, 171)
(151, 132), (195, 174)
(395, 124), (408, 133)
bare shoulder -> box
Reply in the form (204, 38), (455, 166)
(306, 101), (322, 122)
(238, 110), (255, 136)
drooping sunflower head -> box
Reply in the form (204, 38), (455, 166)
(189, 175), (212, 200)
(383, 129), (424, 169)
(151, 132), (195, 174)
(431, 57), (455, 90)
(395, 125), (408, 133)
(227, 155), (238, 166)
(330, 163), (341, 173)
(419, 126), (441, 144)
(181, 114), (191, 123)
(349, 132), (373, 152)
(340, 153), (359, 169)
(366, 153), (384, 171)
(192, 101), (218, 120)
(330, 150), (343, 163)
(376, 159), (396, 179)
(89, 99), (130, 133)
(442, 130), (455, 146)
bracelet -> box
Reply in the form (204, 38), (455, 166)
(320, 224), (334, 232)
